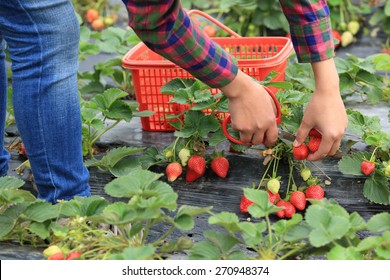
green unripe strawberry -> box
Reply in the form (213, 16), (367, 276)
(341, 31), (354, 47)
(385, 165), (390, 177)
(300, 168), (311, 181)
(43, 245), (62, 258)
(267, 178), (280, 194)
(347, 20), (360, 35)
(178, 148), (191, 166)
(164, 150), (173, 159)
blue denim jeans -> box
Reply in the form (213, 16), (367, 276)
(0, 0), (90, 203)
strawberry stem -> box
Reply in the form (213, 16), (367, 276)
(369, 146), (379, 162)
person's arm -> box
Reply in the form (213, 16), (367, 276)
(122, 0), (237, 88)
(279, 0), (348, 160)
(123, 0), (279, 146)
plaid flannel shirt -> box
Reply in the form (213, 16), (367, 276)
(122, 0), (334, 88)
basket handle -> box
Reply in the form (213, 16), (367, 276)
(187, 9), (241, 38)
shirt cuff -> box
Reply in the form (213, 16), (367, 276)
(289, 17), (335, 63)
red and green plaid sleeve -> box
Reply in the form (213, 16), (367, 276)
(122, 0), (238, 88)
(122, 0), (335, 88)
(278, 0), (335, 63)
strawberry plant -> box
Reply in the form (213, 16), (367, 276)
(0, 171), (212, 260)
(80, 88), (153, 157)
(338, 109), (390, 205)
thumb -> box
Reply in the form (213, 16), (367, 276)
(293, 122), (311, 147)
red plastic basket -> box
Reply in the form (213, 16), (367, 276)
(122, 10), (293, 132)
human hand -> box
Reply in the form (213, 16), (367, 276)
(294, 87), (348, 161)
(220, 70), (278, 147)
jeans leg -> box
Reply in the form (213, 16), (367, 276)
(0, 38), (11, 176)
(0, 0), (90, 203)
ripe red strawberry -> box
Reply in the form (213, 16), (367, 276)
(292, 144), (309, 160)
(240, 195), (254, 213)
(305, 185), (325, 200)
(185, 167), (202, 183)
(332, 30), (341, 48)
(284, 202), (296, 218)
(66, 251), (81, 260)
(361, 160), (375, 176)
(211, 156), (229, 178)
(308, 137), (321, 153)
(309, 129), (322, 138)
(290, 191), (307, 210)
(266, 190), (280, 204)
(276, 201), (286, 218)
(165, 162), (183, 182)
(48, 252), (64, 260)
(187, 155), (206, 175)
(276, 201), (296, 219)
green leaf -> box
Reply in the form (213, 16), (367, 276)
(370, 53), (390, 71)
(363, 171), (390, 205)
(189, 240), (222, 260)
(385, 0), (390, 16)
(208, 128), (227, 146)
(339, 74), (355, 92)
(24, 201), (60, 222)
(367, 212), (390, 232)
(139, 147), (161, 169)
(335, 57), (353, 74)
(0, 215), (15, 239)
(284, 223), (312, 242)
(376, 232), (390, 259)
(101, 202), (137, 224)
(355, 70), (382, 87)
(104, 169), (163, 198)
(208, 212), (240, 233)
(198, 115), (220, 138)
(159, 237), (193, 253)
(272, 213), (303, 234)
(204, 230), (240, 254)
(338, 152), (370, 176)
(244, 188), (280, 217)
(238, 221), (259, 237)
(0, 189), (36, 203)
(85, 147), (144, 168)
(356, 236), (383, 252)
(327, 245), (363, 260)
(305, 205), (350, 247)
(109, 158), (142, 177)
(93, 88), (128, 111)
(174, 214), (194, 230)
(349, 212), (367, 232)
(109, 245), (155, 260)
(364, 85), (383, 104)
(0, 176), (25, 190)
(28, 221), (51, 240)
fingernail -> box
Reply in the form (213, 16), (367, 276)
(293, 140), (299, 147)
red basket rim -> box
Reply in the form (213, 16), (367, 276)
(122, 36), (293, 70)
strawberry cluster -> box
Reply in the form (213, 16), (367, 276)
(292, 129), (322, 160)
(165, 148), (230, 183)
(240, 185), (325, 219)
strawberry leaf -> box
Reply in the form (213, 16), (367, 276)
(363, 171), (390, 205)
(367, 212), (390, 232)
(208, 212), (240, 233)
(109, 244), (155, 260)
(327, 245), (363, 260)
(189, 240), (221, 260)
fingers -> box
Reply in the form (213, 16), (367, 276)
(236, 122), (278, 146)
(307, 134), (343, 161)
(293, 122), (312, 147)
